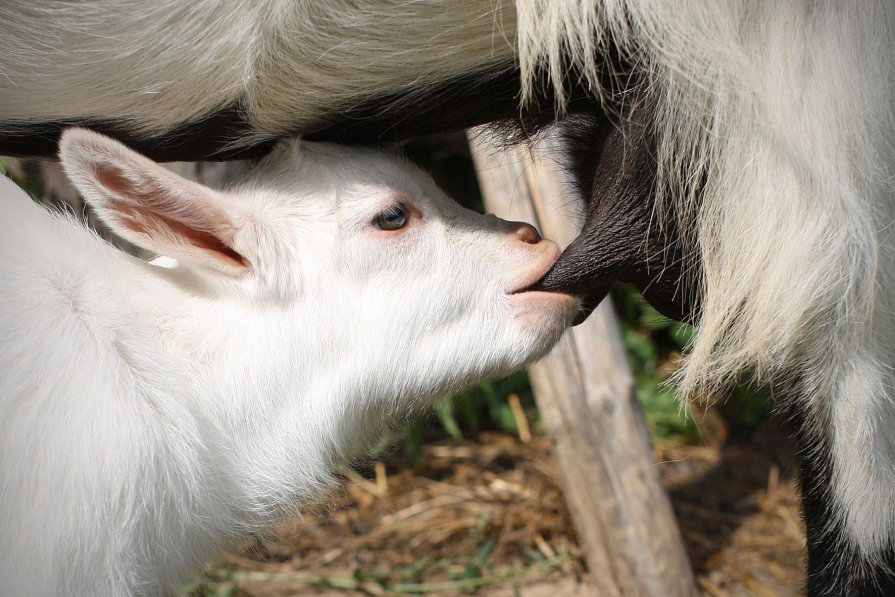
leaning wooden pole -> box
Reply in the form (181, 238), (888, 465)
(468, 131), (697, 597)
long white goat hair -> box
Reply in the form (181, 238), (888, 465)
(523, 0), (895, 573)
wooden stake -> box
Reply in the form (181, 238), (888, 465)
(468, 130), (697, 597)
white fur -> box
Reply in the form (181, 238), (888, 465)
(0, 1), (517, 142)
(504, 3), (894, 575)
(516, 0), (895, 578)
(538, 2), (895, 575)
(3, 0), (895, 584)
(0, 129), (575, 595)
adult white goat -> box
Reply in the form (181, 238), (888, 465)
(0, 128), (576, 595)
(3, 2), (895, 594)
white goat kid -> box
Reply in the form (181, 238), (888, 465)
(0, 128), (576, 596)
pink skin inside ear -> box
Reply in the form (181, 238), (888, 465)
(93, 164), (248, 268)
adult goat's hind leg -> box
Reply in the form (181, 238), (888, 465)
(785, 357), (895, 595)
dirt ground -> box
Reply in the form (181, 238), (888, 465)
(188, 409), (806, 597)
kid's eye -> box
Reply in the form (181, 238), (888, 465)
(373, 204), (408, 231)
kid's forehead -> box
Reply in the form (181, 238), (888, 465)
(269, 153), (428, 190)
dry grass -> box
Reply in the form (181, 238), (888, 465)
(186, 411), (806, 596)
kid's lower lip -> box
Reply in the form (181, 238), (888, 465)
(507, 288), (578, 310)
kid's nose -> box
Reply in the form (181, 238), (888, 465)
(514, 222), (542, 244)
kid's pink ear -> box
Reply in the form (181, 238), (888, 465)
(59, 128), (249, 274)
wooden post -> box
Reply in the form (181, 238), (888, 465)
(468, 131), (697, 597)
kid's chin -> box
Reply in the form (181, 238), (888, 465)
(509, 290), (578, 333)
